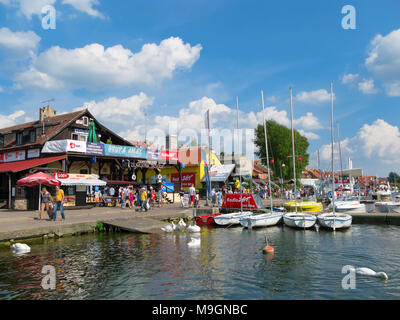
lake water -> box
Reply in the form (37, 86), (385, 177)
(1, 224), (399, 300)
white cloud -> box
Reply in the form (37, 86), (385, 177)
(341, 73), (359, 84)
(74, 92), (154, 125)
(15, 37), (202, 90)
(320, 138), (352, 162)
(293, 112), (323, 130)
(358, 119), (400, 157)
(297, 130), (320, 140)
(62, 0), (103, 19)
(358, 79), (377, 94)
(296, 89), (333, 105)
(0, 0), (56, 19)
(0, 110), (26, 128)
(383, 81), (400, 97)
(0, 27), (40, 59)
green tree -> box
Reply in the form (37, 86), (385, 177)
(388, 172), (400, 183)
(255, 120), (310, 181)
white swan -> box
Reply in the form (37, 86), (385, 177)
(187, 224), (201, 233)
(161, 222), (176, 233)
(176, 219), (187, 231)
(188, 237), (201, 247)
(12, 243), (31, 253)
(349, 266), (388, 280)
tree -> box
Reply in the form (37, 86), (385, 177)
(388, 172), (400, 183)
(254, 120), (310, 181)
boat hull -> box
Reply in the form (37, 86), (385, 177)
(194, 213), (221, 226)
(214, 212), (253, 226)
(283, 213), (317, 229)
(334, 202), (366, 214)
(284, 201), (323, 214)
(240, 213), (283, 228)
(375, 202), (400, 214)
(317, 213), (352, 229)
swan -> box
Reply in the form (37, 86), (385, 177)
(187, 224), (201, 233)
(188, 237), (201, 247)
(176, 219), (187, 231)
(12, 243), (31, 253)
(349, 266), (388, 280)
(161, 222), (176, 233)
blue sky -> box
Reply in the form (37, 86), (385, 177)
(1, 0), (400, 176)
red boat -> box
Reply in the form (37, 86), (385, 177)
(194, 213), (221, 226)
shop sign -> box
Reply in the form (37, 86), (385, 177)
(222, 194), (264, 209)
(66, 140), (87, 153)
(4, 150), (26, 162)
(146, 148), (161, 160)
(104, 144), (146, 159)
(171, 172), (196, 188)
(86, 143), (105, 156)
(27, 149), (40, 159)
(161, 150), (179, 161)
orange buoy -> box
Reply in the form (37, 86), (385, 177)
(263, 245), (274, 254)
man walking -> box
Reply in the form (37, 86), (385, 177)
(53, 186), (65, 221)
(141, 188), (148, 212)
(189, 184), (196, 208)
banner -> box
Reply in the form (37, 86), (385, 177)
(161, 150), (179, 161)
(66, 140), (87, 153)
(171, 172), (196, 188)
(222, 194), (264, 209)
(86, 143), (105, 156)
(27, 149), (40, 159)
(146, 148), (161, 160)
(161, 183), (175, 193)
(104, 144), (146, 159)
(207, 164), (235, 182)
(4, 150), (26, 162)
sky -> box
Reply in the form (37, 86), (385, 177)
(0, 0), (400, 177)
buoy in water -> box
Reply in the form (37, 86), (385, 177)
(263, 245), (274, 254)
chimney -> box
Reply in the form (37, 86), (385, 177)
(40, 106), (56, 122)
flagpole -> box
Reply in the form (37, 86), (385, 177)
(236, 97), (243, 213)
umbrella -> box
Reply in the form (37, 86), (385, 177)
(88, 120), (98, 143)
(17, 172), (61, 212)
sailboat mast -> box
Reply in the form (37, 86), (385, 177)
(289, 88), (297, 212)
(337, 122), (344, 188)
(261, 90), (274, 212)
(236, 96), (243, 213)
(330, 82), (336, 215)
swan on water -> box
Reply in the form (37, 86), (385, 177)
(161, 222), (176, 233)
(176, 219), (187, 231)
(187, 237), (201, 247)
(187, 224), (201, 233)
(11, 243), (31, 253)
(349, 266), (388, 280)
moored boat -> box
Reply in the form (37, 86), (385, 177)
(214, 211), (253, 226)
(240, 212), (283, 228)
(283, 212), (317, 229)
(317, 213), (352, 229)
(284, 200), (323, 214)
(375, 201), (400, 213)
(194, 213), (222, 226)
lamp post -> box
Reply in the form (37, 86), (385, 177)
(280, 163), (285, 197)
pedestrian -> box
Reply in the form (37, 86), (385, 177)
(188, 184), (196, 208)
(158, 188), (163, 207)
(141, 188), (148, 211)
(150, 188), (156, 208)
(53, 186), (65, 221)
(128, 187), (134, 209)
(109, 186), (115, 197)
(39, 187), (53, 221)
(217, 189), (222, 207)
(211, 188), (216, 207)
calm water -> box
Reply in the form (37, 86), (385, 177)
(1, 224), (400, 300)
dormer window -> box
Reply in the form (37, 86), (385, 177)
(16, 132), (23, 145)
(29, 130), (36, 143)
(82, 117), (89, 126)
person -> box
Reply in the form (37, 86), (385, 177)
(217, 189), (222, 207)
(234, 179), (240, 193)
(128, 187), (134, 209)
(119, 187), (125, 208)
(150, 188), (156, 208)
(158, 188), (163, 207)
(188, 184), (196, 208)
(109, 186), (115, 197)
(211, 188), (217, 207)
(39, 187), (53, 221)
(141, 188), (148, 211)
(53, 186), (65, 221)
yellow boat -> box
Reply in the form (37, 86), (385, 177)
(284, 200), (323, 214)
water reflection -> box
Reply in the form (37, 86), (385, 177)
(0, 224), (399, 300)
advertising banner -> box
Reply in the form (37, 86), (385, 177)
(222, 194), (264, 209)
(104, 144), (146, 159)
(86, 143), (105, 156)
(171, 172), (196, 188)
(161, 150), (179, 161)
(27, 149), (40, 159)
(207, 164), (235, 182)
(4, 150), (26, 162)
(66, 140), (87, 153)
(146, 148), (161, 160)
(161, 183), (175, 193)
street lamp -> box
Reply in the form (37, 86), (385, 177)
(280, 163), (285, 197)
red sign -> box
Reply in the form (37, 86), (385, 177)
(222, 194), (261, 209)
(171, 172), (196, 187)
(53, 173), (70, 179)
(0, 154), (3, 163)
(161, 150), (179, 161)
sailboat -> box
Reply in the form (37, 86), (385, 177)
(318, 83), (352, 230)
(283, 88), (317, 229)
(240, 90), (283, 229)
(214, 97), (253, 226)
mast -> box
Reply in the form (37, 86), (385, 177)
(337, 122), (344, 189)
(289, 88), (297, 213)
(236, 97), (243, 213)
(261, 90), (274, 212)
(330, 82), (336, 218)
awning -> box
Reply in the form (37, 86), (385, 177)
(0, 155), (67, 173)
(106, 180), (138, 185)
(202, 164), (236, 182)
(54, 173), (106, 186)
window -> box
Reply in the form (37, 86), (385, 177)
(29, 130), (36, 143)
(82, 117), (89, 126)
(71, 133), (79, 141)
(0, 135), (3, 148)
(16, 132), (23, 145)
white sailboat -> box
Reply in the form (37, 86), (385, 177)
(374, 201), (400, 213)
(283, 88), (317, 229)
(215, 96), (253, 226)
(318, 83), (352, 230)
(240, 90), (283, 229)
